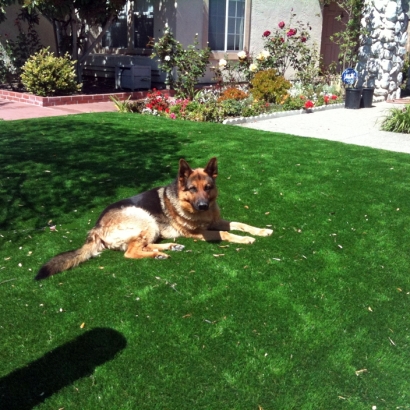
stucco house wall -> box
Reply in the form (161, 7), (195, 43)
(249, 0), (323, 59)
(0, 4), (56, 54)
(1, 0), (325, 84)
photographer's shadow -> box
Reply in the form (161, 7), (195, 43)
(0, 328), (127, 410)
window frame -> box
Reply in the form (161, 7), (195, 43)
(207, 0), (251, 60)
(101, 0), (154, 56)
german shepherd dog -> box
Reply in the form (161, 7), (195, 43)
(35, 158), (272, 280)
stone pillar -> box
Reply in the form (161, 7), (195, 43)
(356, 0), (408, 100)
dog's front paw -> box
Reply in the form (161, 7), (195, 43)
(171, 244), (185, 252)
(242, 236), (256, 244)
(258, 228), (273, 237)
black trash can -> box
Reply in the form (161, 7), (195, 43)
(345, 88), (362, 109)
(360, 87), (374, 108)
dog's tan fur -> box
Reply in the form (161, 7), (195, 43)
(35, 157), (272, 280)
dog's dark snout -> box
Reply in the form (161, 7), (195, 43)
(197, 202), (209, 211)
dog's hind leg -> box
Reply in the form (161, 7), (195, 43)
(124, 239), (169, 259)
(144, 243), (185, 252)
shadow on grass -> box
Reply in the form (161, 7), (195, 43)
(0, 115), (187, 233)
(0, 327), (127, 410)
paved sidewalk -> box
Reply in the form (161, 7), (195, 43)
(238, 101), (410, 154)
(0, 98), (117, 120)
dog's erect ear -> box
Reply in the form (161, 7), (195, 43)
(204, 157), (218, 179)
(179, 159), (193, 182)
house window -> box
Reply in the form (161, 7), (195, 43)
(134, 0), (154, 48)
(209, 0), (245, 51)
(102, 0), (154, 50)
(102, 4), (128, 48)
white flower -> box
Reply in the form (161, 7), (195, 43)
(164, 55), (171, 61)
(219, 59), (227, 69)
(256, 50), (270, 61)
(237, 50), (247, 60)
(249, 63), (258, 72)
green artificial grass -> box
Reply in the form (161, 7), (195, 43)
(1, 113), (410, 409)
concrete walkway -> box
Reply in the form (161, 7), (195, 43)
(238, 100), (410, 154)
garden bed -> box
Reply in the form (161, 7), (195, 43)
(224, 96), (386, 125)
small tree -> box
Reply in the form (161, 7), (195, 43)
(326, 0), (365, 71)
(151, 28), (211, 99)
(257, 11), (314, 77)
(22, 0), (127, 79)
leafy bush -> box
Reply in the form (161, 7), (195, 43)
(218, 87), (248, 102)
(110, 95), (144, 113)
(143, 88), (170, 114)
(241, 99), (270, 117)
(257, 12), (314, 76)
(0, 38), (15, 83)
(168, 98), (191, 119)
(250, 69), (291, 103)
(0, 10), (42, 84)
(219, 99), (244, 117)
(8, 9), (43, 73)
(381, 105), (410, 133)
(184, 100), (226, 123)
(150, 29), (211, 99)
(281, 94), (306, 110)
(212, 52), (254, 86)
(21, 48), (81, 96)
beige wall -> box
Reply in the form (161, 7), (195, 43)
(0, 4), (56, 53)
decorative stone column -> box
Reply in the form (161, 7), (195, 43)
(356, 0), (408, 100)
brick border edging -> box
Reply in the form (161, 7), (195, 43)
(0, 89), (173, 107)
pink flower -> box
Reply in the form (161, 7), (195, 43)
(263, 30), (271, 37)
(301, 36), (307, 43)
(169, 113), (176, 120)
(287, 28), (297, 37)
(278, 21), (285, 29)
(304, 100), (314, 109)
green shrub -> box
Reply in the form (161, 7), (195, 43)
(220, 99), (244, 117)
(241, 99), (270, 117)
(250, 69), (291, 103)
(218, 87), (248, 102)
(21, 48), (81, 96)
(380, 105), (410, 133)
(184, 100), (226, 123)
(110, 95), (144, 113)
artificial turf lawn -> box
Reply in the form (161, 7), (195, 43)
(1, 112), (410, 409)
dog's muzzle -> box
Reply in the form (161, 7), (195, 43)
(195, 201), (209, 211)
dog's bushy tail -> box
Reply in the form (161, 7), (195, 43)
(35, 230), (102, 280)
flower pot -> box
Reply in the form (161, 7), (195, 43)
(360, 87), (374, 108)
(345, 88), (362, 109)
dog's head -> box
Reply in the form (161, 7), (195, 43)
(178, 157), (218, 213)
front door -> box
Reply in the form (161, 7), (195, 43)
(320, 1), (349, 71)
